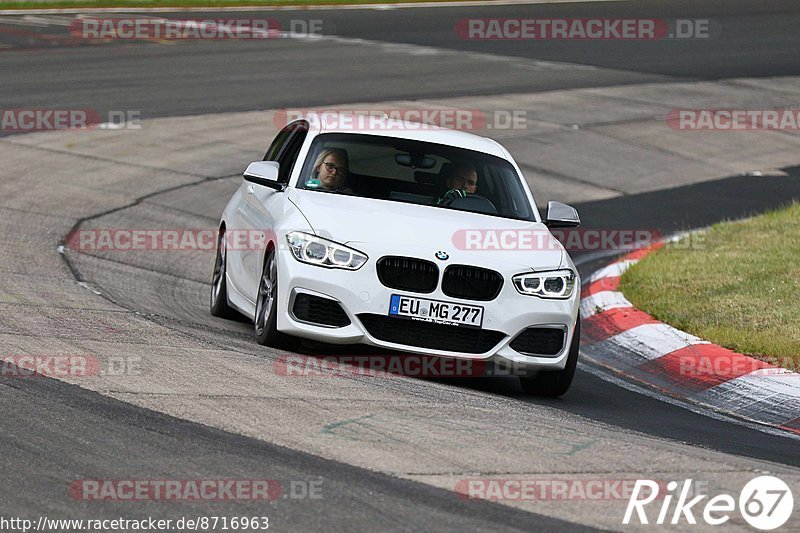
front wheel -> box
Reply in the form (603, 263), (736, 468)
(519, 319), (580, 397)
(254, 249), (294, 348)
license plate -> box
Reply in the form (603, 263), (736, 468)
(388, 294), (483, 328)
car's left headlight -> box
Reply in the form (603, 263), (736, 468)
(512, 269), (576, 299)
(286, 232), (368, 270)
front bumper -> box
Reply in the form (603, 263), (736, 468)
(275, 245), (580, 372)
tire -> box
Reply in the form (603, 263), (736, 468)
(519, 318), (580, 397)
(210, 227), (236, 319)
(254, 248), (295, 348)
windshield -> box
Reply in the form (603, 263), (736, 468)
(297, 133), (537, 221)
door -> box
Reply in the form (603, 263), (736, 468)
(234, 121), (309, 304)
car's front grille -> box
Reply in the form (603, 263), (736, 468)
(441, 265), (504, 301)
(292, 293), (351, 327)
(357, 313), (505, 354)
(509, 327), (565, 356)
(376, 256), (439, 293)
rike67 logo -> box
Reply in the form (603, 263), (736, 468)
(624, 476), (794, 530)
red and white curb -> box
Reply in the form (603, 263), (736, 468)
(580, 243), (800, 435)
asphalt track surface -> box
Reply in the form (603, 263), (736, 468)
(0, 0), (798, 119)
(2, 0), (800, 530)
(2, 373), (583, 531)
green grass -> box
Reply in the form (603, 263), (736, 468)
(0, 0), (447, 9)
(620, 202), (800, 371)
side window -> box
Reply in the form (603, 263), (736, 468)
(275, 122), (308, 183)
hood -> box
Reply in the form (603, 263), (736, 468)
(287, 189), (564, 270)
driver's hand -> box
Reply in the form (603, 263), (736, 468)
(437, 188), (468, 205)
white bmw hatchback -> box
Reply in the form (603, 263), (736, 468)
(211, 114), (582, 396)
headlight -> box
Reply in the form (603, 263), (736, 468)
(512, 269), (575, 299)
(286, 232), (367, 270)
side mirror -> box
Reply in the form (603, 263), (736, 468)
(545, 201), (580, 228)
(243, 161), (284, 191)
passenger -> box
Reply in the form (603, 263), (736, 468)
(308, 148), (352, 193)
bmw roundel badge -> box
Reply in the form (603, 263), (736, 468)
(435, 251), (449, 261)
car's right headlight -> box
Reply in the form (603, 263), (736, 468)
(512, 269), (576, 299)
(286, 232), (368, 270)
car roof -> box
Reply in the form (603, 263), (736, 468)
(302, 112), (508, 158)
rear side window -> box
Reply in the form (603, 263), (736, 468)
(264, 128), (291, 162)
(264, 121), (308, 183)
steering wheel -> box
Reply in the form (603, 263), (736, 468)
(438, 191), (499, 215)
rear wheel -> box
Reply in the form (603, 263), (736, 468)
(210, 228), (236, 318)
(519, 319), (580, 397)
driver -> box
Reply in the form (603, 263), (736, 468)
(438, 164), (478, 205)
(444, 164), (478, 194)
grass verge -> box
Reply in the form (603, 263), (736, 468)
(620, 202), (800, 371)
